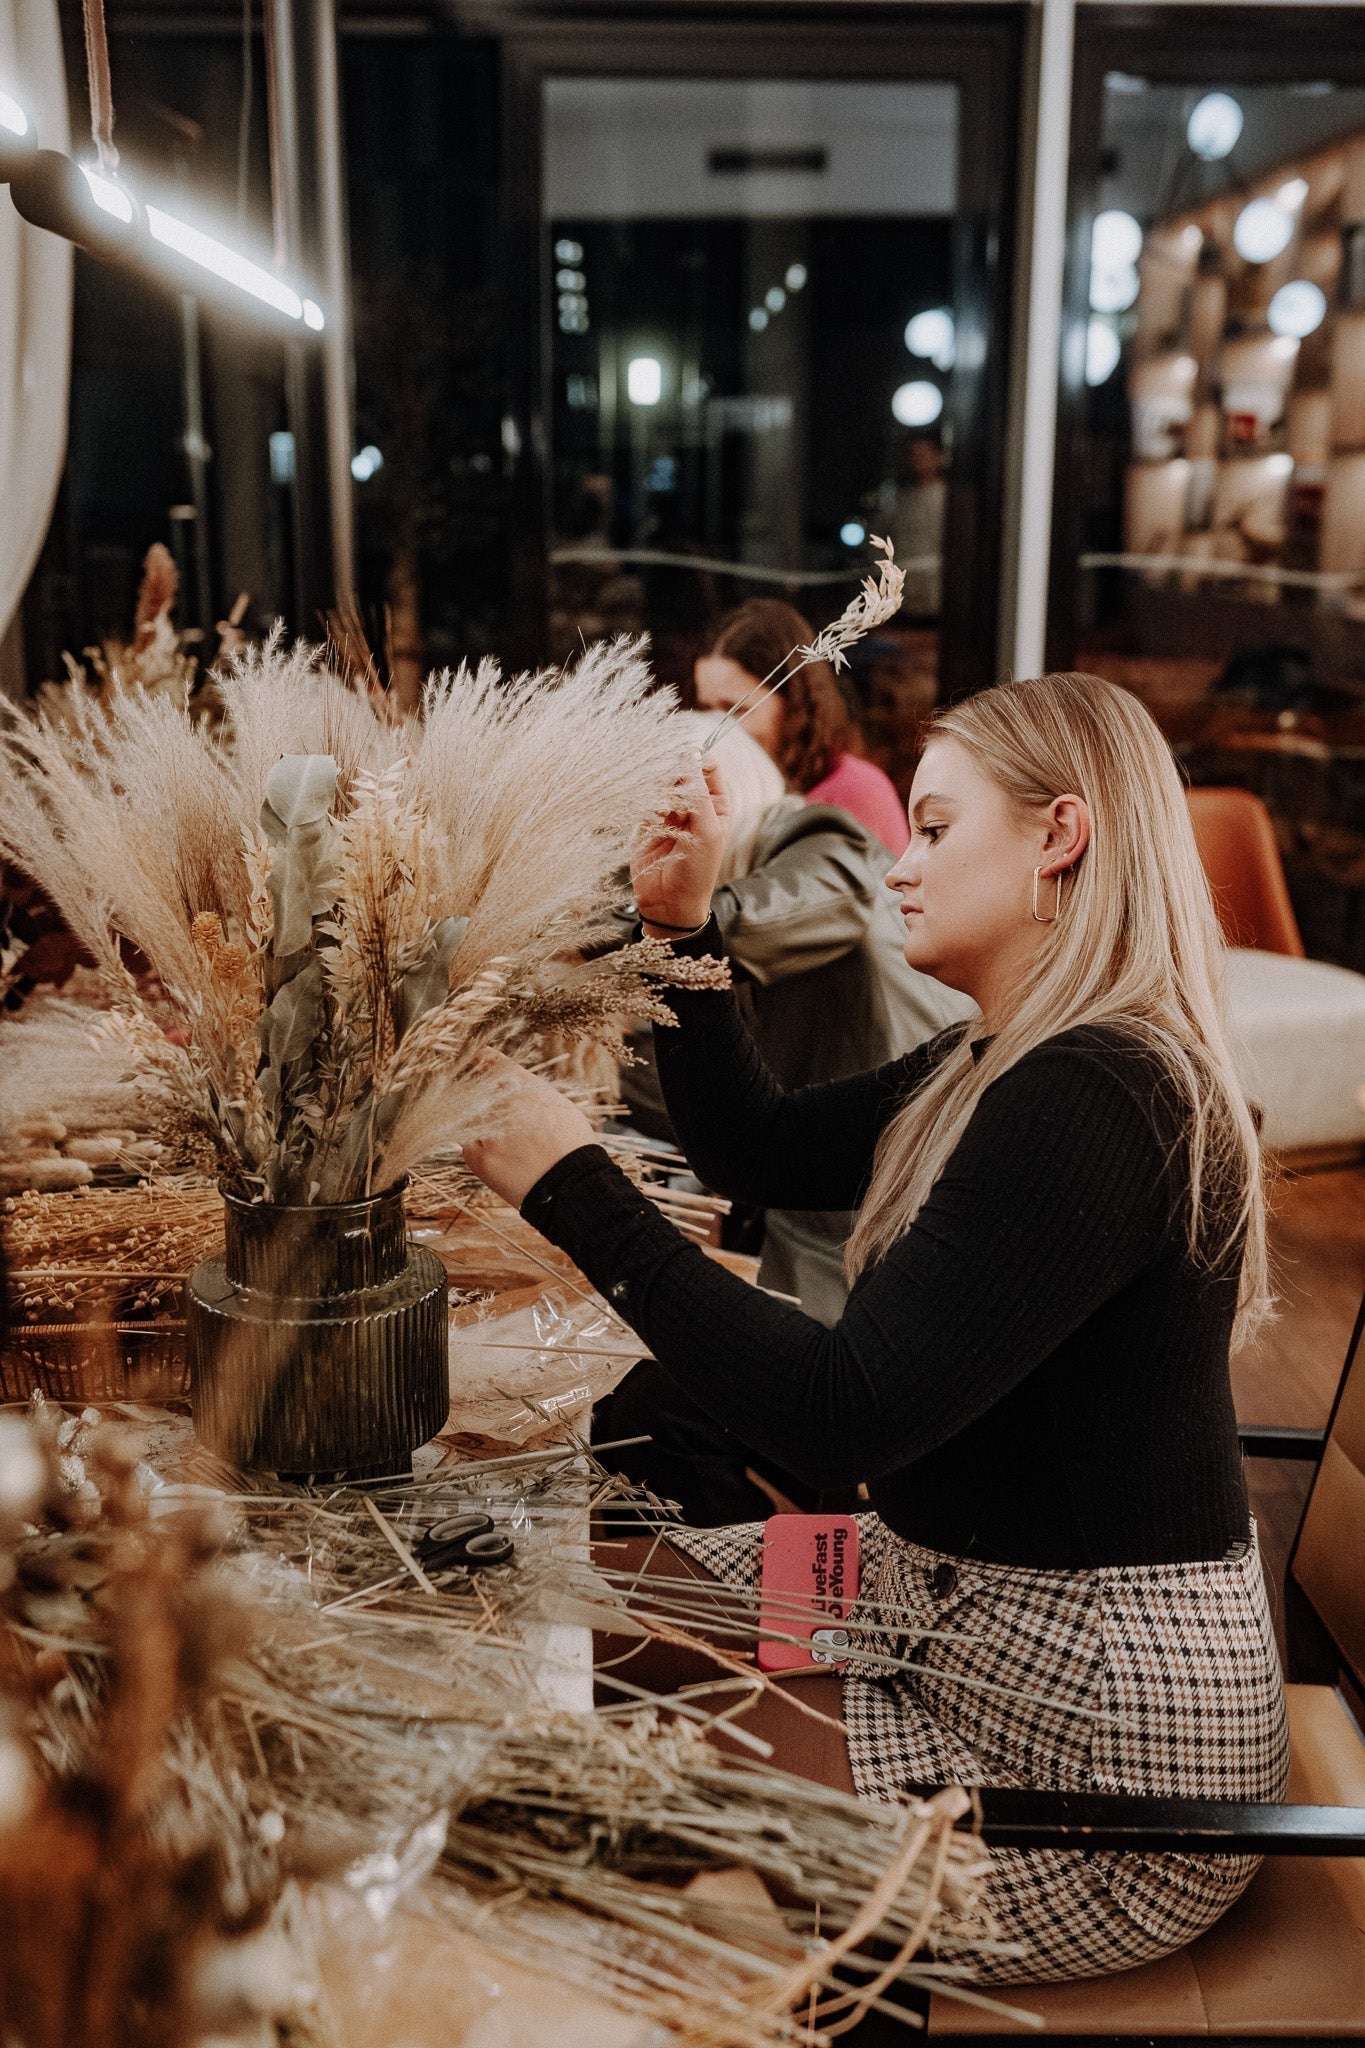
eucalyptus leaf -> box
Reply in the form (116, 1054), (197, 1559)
(259, 957), (325, 1070)
(267, 835), (338, 956)
(262, 754), (338, 834)
(393, 916), (469, 1043)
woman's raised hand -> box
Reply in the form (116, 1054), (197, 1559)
(631, 755), (730, 936)
(462, 1056), (598, 1209)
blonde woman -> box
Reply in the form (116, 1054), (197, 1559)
(465, 673), (1289, 1982)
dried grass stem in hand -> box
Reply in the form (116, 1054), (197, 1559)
(702, 538), (906, 754)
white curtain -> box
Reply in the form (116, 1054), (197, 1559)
(0, 0), (71, 652)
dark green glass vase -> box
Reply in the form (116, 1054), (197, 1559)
(186, 1184), (448, 1478)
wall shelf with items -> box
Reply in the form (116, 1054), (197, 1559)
(1112, 132), (1365, 670)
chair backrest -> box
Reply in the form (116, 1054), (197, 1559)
(1291, 1288), (1365, 1695)
(1186, 786), (1305, 957)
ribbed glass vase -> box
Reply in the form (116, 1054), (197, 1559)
(186, 1184), (448, 1478)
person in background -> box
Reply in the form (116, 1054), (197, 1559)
(618, 713), (970, 1336)
(882, 434), (946, 619)
(694, 599), (910, 856)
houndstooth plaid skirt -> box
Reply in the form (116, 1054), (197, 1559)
(669, 1513), (1290, 1984)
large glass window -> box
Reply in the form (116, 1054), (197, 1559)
(1057, 31), (1365, 968)
(541, 75), (963, 783)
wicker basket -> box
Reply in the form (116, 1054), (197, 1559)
(0, 1318), (188, 1405)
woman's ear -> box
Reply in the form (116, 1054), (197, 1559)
(1041, 794), (1091, 877)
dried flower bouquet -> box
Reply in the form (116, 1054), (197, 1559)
(0, 637), (724, 1205)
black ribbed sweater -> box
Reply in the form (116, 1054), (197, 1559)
(521, 922), (1249, 1567)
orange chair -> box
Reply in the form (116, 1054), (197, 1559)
(1186, 786), (1305, 957)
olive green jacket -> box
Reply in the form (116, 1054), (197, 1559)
(621, 799), (975, 1322)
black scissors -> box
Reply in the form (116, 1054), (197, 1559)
(417, 1511), (515, 1572)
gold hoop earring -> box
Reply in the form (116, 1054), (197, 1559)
(1032, 867), (1063, 923)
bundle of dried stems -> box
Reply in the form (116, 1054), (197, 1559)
(0, 637), (725, 1204)
(0, 1400), (1026, 2046)
(2, 1183), (226, 1319)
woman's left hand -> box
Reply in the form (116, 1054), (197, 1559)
(462, 1056), (598, 1209)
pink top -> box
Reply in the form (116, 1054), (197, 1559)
(805, 753), (910, 857)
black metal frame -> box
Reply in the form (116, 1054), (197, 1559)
(1046, 5), (1365, 672)
(491, 1), (1024, 694)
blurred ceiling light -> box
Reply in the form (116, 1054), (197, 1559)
(1265, 452), (1294, 478)
(556, 267), (586, 290)
(1187, 92), (1243, 162)
(0, 89), (28, 137)
(1092, 209), (1143, 269)
(1277, 177), (1309, 212)
(1, 138), (324, 330)
(748, 306), (769, 332)
(1089, 211), (1142, 315)
(554, 238), (583, 263)
(904, 306), (956, 370)
(765, 285), (786, 313)
(350, 444), (383, 482)
(626, 355), (662, 405)
(1233, 195), (1296, 264)
(1268, 278), (1327, 338)
(891, 380), (943, 428)
(1085, 317), (1122, 387)
(785, 262), (808, 291)
(840, 520), (867, 547)
(1089, 261), (1139, 314)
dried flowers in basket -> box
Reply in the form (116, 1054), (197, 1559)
(0, 637), (724, 1471)
(0, 1181), (226, 1405)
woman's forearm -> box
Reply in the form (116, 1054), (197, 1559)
(652, 919), (934, 1210)
(523, 1041), (1170, 1492)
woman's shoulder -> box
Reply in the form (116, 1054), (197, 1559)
(996, 1024), (1185, 1153)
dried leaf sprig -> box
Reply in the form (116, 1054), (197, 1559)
(702, 536), (906, 754)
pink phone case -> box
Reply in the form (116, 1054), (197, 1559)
(756, 1514), (860, 1673)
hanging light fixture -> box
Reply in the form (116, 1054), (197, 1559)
(1, 82), (324, 333)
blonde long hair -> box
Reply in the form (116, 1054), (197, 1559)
(845, 673), (1269, 1346)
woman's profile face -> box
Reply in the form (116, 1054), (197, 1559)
(886, 736), (1062, 1004)
(694, 653), (785, 759)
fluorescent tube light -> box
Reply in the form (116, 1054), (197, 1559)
(145, 203), (311, 321)
(79, 163), (135, 223)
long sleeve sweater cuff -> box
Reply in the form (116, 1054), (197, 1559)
(519, 1143), (693, 1324)
(638, 912), (723, 959)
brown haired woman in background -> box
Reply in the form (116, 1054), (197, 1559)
(695, 598), (910, 856)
